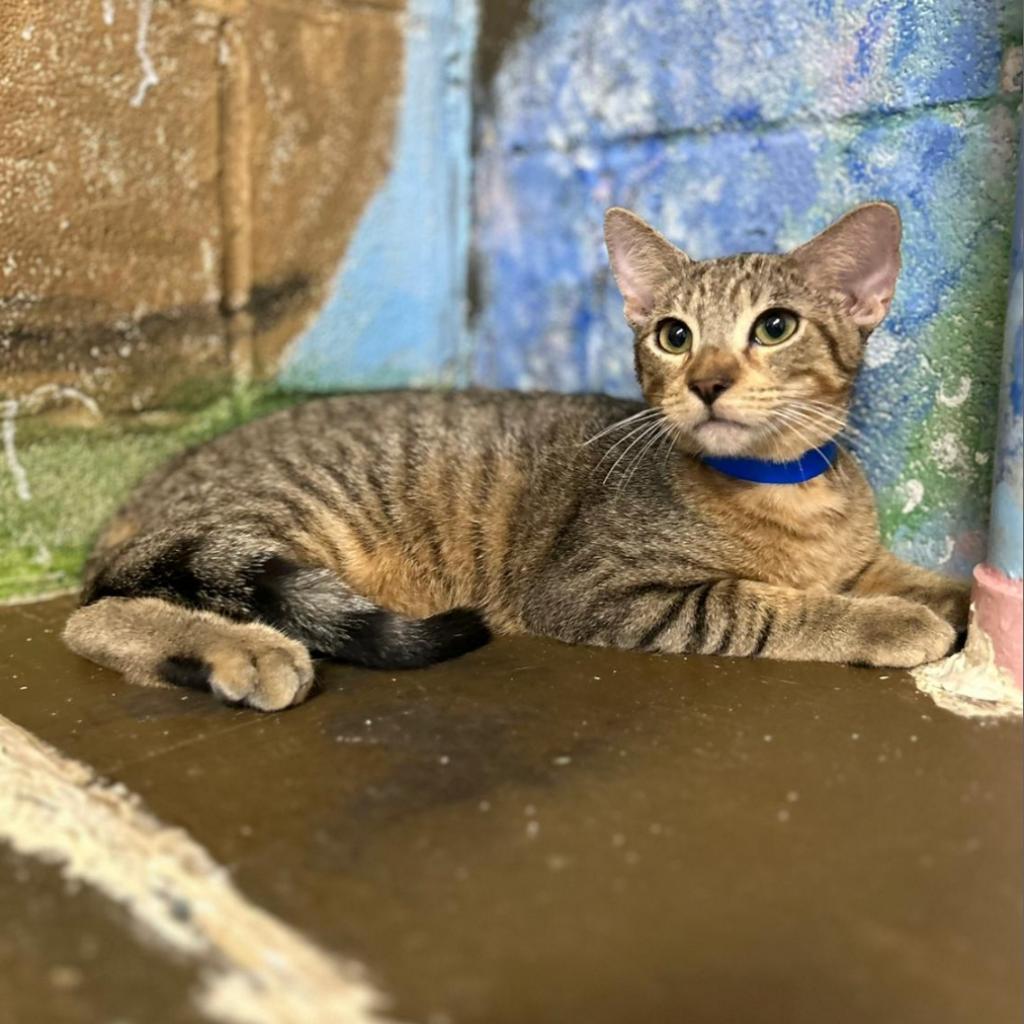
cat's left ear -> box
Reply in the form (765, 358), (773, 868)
(790, 202), (901, 329)
(604, 207), (690, 324)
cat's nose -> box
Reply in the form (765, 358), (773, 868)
(688, 377), (734, 405)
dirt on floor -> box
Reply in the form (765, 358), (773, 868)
(1, 595), (1021, 1024)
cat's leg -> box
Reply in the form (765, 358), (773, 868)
(523, 577), (956, 668)
(66, 528), (489, 709)
(841, 550), (970, 631)
(64, 597), (316, 711)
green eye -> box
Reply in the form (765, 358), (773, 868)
(752, 309), (799, 346)
(656, 318), (692, 354)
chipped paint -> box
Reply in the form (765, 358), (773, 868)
(913, 613), (1023, 718)
(0, 712), (391, 1024)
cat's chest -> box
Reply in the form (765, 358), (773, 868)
(728, 520), (855, 590)
(697, 475), (877, 590)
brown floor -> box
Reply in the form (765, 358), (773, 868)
(1, 595), (1021, 1024)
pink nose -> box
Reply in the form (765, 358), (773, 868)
(688, 377), (734, 406)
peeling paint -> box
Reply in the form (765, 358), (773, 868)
(913, 609), (1023, 718)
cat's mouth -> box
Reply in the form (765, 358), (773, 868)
(691, 415), (754, 454)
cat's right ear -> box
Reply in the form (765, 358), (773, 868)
(789, 202), (901, 329)
(604, 208), (689, 325)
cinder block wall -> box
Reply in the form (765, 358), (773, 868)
(471, 0), (1023, 578)
(0, 0), (408, 598)
(1, 0), (1021, 600)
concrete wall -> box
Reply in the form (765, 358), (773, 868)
(1, 0), (408, 598)
(1, 0), (406, 408)
(1, 0), (1021, 599)
(471, 0), (1023, 578)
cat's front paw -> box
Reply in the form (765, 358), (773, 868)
(851, 597), (957, 669)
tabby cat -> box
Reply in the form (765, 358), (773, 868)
(64, 202), (969, 710)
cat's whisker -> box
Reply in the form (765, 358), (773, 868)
(662, 422), (683, 471)
(769, 409), (830, 463)
(786, 398), (857, 427)
(619, 419), (672, 495)
(603, 421), (664, 489)
(784, 398), (866, 441)
(602, 419), (666, 486)
(773, 396), (851, 430)
(658, 420), (689, 475)
(592, 414), (666, 469)
(781, 405), (849, 437)
(783, 403), (867, 446)
(581, 406), (662, 447)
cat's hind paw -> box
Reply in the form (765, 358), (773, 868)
(157, 627), (315, 712)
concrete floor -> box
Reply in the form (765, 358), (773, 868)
(1, 595), (1021, 1024)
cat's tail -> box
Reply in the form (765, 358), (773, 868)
(65, 533), (490, 710)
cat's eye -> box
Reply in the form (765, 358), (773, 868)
(656, 318), (692, 354)
(752, 309), (799, 346)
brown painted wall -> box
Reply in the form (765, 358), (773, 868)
(0, 0), (405, 414)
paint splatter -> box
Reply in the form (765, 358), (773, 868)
(129, 0), (159, 109)
(901, 479), (924, 515)
(936, 376), (972, 408)
(1, 388), (101, 504)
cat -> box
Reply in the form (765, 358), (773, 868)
(64, 202), (970, 711)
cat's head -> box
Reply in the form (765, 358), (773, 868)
(604, 203), (901, 460)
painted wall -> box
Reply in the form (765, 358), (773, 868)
(2, 0), (1021, 600)
(279, 0), (477, 392)
(471, 0), (1023, 578)
(0, 0), (408, 599)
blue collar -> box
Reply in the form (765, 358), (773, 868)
(700, 440), (840, 484)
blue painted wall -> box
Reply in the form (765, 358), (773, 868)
(278, 0), (1022, 578)
(279, 0), (477, 391)
(472, 0), (1022, 577)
